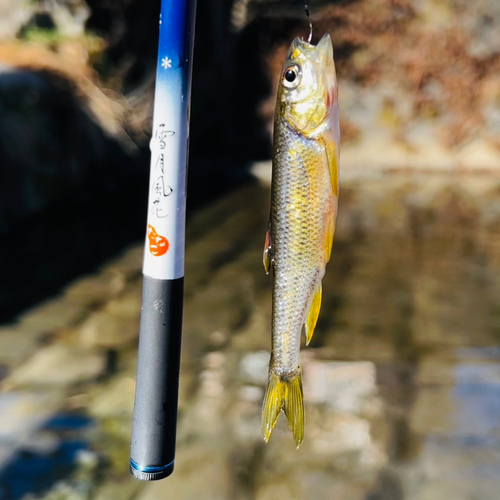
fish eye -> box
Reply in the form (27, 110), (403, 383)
(282, 65), (301, 89)
(285, 69), (296, 82)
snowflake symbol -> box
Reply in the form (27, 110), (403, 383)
(161, 57), (172, 69)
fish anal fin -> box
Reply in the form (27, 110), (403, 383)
(262, 369), (304, 448)
(325, 213), (335, 262)
(305, 282), (322, 346)
(263, 224), (273, 274)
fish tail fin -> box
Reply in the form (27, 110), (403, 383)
(262, 368), (304, 448)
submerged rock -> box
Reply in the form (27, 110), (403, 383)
(239, 351), (270, 386)
(3, 344), (106, 388)
(78, 310), (138, 349)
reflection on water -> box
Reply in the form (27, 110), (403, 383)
(2, 172), (500, 499)
(322, 172), (500, 500)
(0, 410), (94, 500)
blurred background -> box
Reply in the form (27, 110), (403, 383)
(0, 0), (500, 499)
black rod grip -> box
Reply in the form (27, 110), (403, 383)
(130, 275), (184, 480)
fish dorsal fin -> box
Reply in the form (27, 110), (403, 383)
(305, 282), (322, 345)
(317, 33), (334, 63)
(263, 221), (273, 274)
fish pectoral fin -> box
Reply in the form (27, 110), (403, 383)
(263, 223), (273, 275)
(305, 282), (322, 345)
(262, 369), (304, 448)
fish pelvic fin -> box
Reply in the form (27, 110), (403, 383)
(305, 282), (322, 345)
(263, 222), (273, 275)
(262, 368), (304, 448)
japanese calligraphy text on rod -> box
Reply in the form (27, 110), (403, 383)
(144, 0), (194, 280)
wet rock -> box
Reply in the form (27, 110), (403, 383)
(182, 262), (256, 361)
(310, 412), (372, 457)
(99, 245), (143, 280)
(399, 433), (500, 500)
(238, 385), (263, 403)
(78, 311), (138, 348)
(256, 468), (378, 500)
(0, 442), (14, 471)
(17, 299), (86, 335)
(3, 344), (106, 388)
(88, 376), (135, 418)
(182, 352), (227, 436)
(0, 391), (62, 464)
(227, 394), (262, 444)
(0, 1), (33, 39)
(367, 470), (405, 500)
(0, 325), (39, 367)
(207, 330), (229, 349)
(415, 354), (456, 385)
(239, 351), (270, 386)
(47, 0), (91, 38)
(103, 289), (141, 320)
(303, 360), (377, 414)
(21, 432), (60, 456)
(409, 392), (451, 439)
(255, 479), (303, 500)
(74, 448), (99, 471)
(411, 353), (500, 437)
(230, 305), (271, 353)
(64, 274), (126, 307)
(93, 478), (142, 500)
(26, 479), (93, 500)
(138, 446), (231, 500)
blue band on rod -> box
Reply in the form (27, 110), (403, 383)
(130, 459), (174, 474)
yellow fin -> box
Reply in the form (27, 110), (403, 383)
(263, 226), (272, 274)
(305, 282), (322, 345)
(325, 214), (335, 262)
(262, 369), (304, 448)
(322, 132), (337, 262)
(323, 134), (339, 197)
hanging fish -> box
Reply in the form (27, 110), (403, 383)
(262, 33), (340, 447)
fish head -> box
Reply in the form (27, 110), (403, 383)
(278, 33), (337, 135)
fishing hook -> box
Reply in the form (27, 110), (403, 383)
(305, 4), (313, 43)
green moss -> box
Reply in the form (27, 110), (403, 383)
(19, 26), (104, 52)
(19, 26), (62, 44)
(92, 417), (132, 475)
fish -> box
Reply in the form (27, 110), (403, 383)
(262, 33), (339, 447)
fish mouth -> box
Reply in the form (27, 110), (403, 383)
(288, 34), (333, 63)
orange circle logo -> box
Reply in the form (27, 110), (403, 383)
(148, 224), (169, 256)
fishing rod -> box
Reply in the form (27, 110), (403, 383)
(130, 0), (197, 481)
